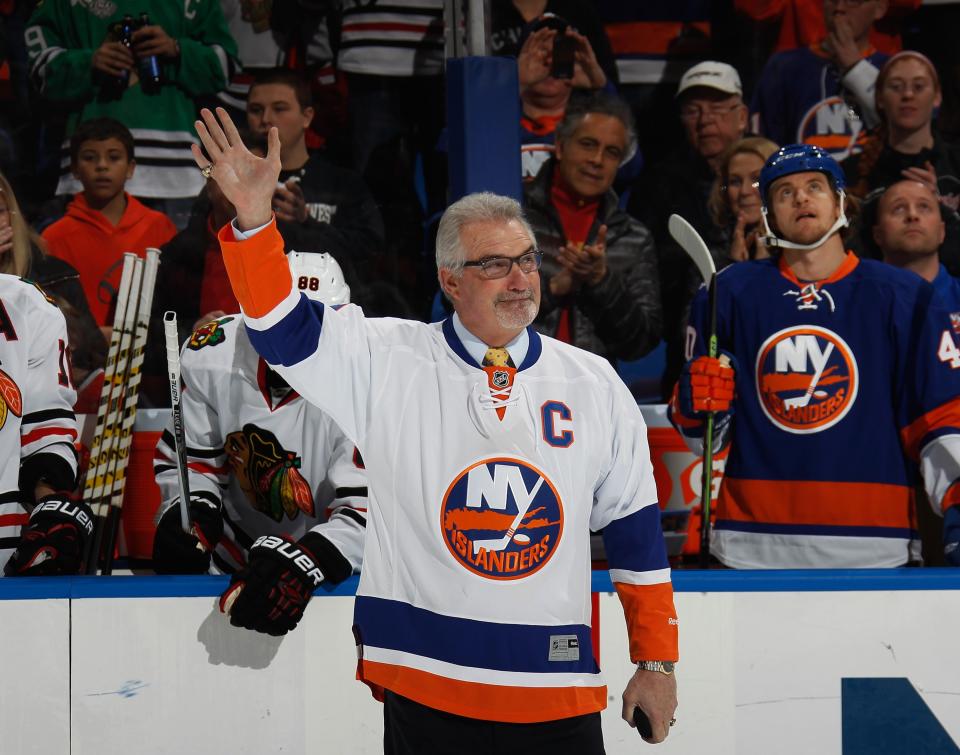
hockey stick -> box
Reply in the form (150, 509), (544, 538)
(668, 214), (719, 569)
(163, 310), (193, 535)
(100, 248), (161, 574)
(783, 342), (834, 410)
(82, 253), (140, 573)
(472, 476), (544, 553)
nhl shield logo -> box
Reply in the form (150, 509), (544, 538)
(440, 457), (563, 580)
(492, 369), (510, 390)
(755, 325), (858, 434)
(950, 312), (960, 337)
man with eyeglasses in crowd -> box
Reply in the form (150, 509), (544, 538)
(751, 0), (890, 161)
(192, 106), (679, 752)
(524, 91), (661, 363)
(629, 61), (748, 398)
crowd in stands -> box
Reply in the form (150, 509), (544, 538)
(3, 0), (960, 574)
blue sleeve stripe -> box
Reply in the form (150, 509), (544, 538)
(355, 596), (598, 675)
(601, 505), (670, 572)
(716, 520), (917, 539)
(245, 297), (324, 367)
(918, 427), (960, 451)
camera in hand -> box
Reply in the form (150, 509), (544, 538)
(551, 32), (576, 80)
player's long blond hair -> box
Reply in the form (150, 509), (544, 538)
(0, 171), (40, 277)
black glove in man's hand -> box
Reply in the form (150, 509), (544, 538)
(220, 534), (325, 636)
(4, 496), (94, 576)
(152, 497), (224, 574)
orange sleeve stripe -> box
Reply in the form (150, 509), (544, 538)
(900, 397), (960, 460)
(217, 220), (293, 320)
(359, 660), (606, 723)
(941, 481), (960, 515)
(720, 478), (914, 529)
(612, 581), (679, 663)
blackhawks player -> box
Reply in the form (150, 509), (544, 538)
(152, 252), (366, 634)
(0, 275), (85, 576)
(671, 144), (960, 569)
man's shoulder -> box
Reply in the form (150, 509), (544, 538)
(763, 45), (822, 72)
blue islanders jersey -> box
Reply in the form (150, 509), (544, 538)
(752, 46), (888, 161)
(681, 254), (960, 568)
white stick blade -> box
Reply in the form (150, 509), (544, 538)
(668, 214), (716, 283)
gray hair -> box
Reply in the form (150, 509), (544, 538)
(435, 192), (536, 274)
(554, 90), (638, 166)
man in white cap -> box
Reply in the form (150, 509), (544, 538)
(628, 60), (748, 398)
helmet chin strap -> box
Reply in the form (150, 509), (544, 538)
(760, 191), (848, 252)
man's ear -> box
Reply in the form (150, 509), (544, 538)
(302, 106), (315, 129)
(872, 223), (883, 247)
(874, 0), (888, 20)
(126, 159), (136, 181)
(438, 267), (459, 304)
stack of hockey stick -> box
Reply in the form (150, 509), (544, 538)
(82, 249), (161, 574)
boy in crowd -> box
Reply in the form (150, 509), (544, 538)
(42, 118), (176, 328)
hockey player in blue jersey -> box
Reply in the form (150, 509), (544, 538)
(671, 144), (960, 568)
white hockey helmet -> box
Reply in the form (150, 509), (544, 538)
(287, 251), (350, 306)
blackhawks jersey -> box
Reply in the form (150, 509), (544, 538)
(678, 254), (960, 568)
(218, 221), (678, 724)
(153, 315), (366, 576)
(0, 275), (78, 573)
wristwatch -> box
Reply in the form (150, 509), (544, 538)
(637, 661), (676, 675)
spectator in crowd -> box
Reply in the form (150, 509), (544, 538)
(843, 51), (960, 273)
(871, 178), (955, 297)
(525, 92), (661, 362)
(516, 15), (625, 184)
(0, 274), (85, 577)
(152, 253), (367, 600)
(41, 118), (176, 329)
(708, 136), (781, 262)
(629, 61), (748, 398)
(244, 69), (384, 264)
(735, 0), (920, 56)
(336, 0), (446, 276)
(0, 170), (106, 411)
(671, 143), (960, 569)
(24, 0), (238, 228)
(843, 53), (960, 202)
(870, 179), (960, 566)
(491, 0), (619, 87)
(215, 0), (341, 154)
(751, 0), (889, 161)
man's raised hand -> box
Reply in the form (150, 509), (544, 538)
(192, 107), (281, 231)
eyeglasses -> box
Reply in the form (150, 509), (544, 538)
(679, 102), (743, 122)
(462, 250), (543, 279)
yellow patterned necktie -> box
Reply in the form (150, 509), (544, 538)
(483, 347), (515, 368)
(482, 348), (516, 421)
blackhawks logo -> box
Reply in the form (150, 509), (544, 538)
(188, 316), (235, 350)
(0, 368), (23, 431)
(224, 423), (315, 521)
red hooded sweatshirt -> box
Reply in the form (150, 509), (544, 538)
(43, 193), (177, 326)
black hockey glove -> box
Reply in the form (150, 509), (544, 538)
(4, 496), (94, 576)
(220, 533), (326, 636)
(152, 496), (224, 574)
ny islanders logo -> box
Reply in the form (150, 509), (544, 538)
(440, 458), (563, 580)
(756, 326), (858, 434)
